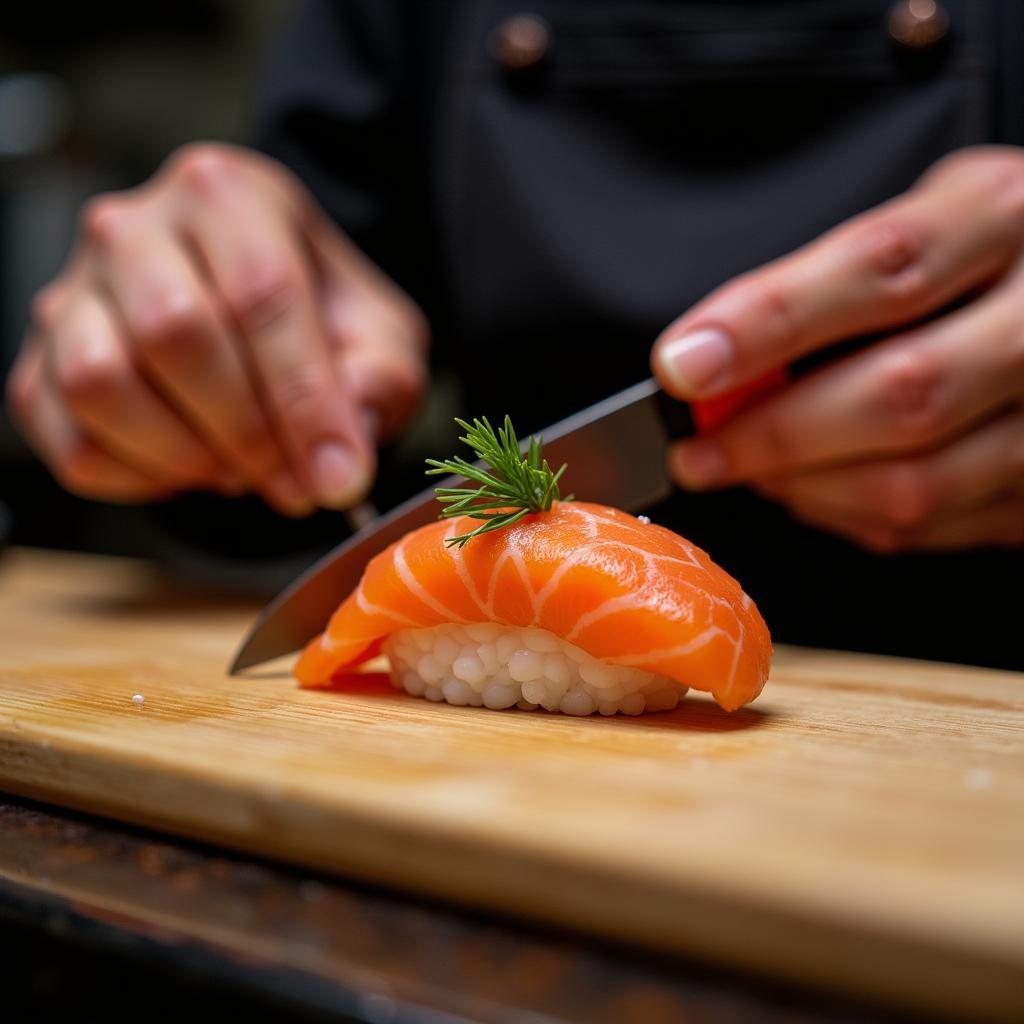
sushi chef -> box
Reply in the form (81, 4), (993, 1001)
(5, 1), (1022, 668)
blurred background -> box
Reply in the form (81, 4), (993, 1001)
(0, 2), (291, 558)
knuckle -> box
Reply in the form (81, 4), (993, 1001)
(922, 145), (1011, 184)
(132, 293), (209, 362)
(874, 348), (948, 446)
(747, 278), (800, 349)
(855, 216), (930, 309)
(168, 142), (238, 194)
(229, 263), (302, 336)
(56, 345), (131, 412)
(30, 285), (65, 333)
(858, 217), (925, 276)
(80, 194), (133, 247)
(921, 147), (977, 185)
(869, 462), (935, 528)
(925, 147), (1024, 226)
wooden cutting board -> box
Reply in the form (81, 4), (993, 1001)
(1, 547), (1021, 1021)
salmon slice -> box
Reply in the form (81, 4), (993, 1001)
(295, 502), (771, 711)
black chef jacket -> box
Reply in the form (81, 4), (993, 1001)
(153, 0), (1022, 670)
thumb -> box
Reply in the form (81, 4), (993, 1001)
(338, 334), (427, 442)
(308, 221), (429, 440)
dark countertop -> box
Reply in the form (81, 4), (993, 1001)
(0, 795), (938, 1024)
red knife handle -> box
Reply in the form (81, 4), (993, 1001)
(690, 366), (789, 432)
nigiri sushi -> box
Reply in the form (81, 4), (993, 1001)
(295, 416), (771, 715)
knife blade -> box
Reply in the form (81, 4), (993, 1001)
(229, 377), (687, 673)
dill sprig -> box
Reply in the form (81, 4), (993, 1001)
(426, 416), (571, 549)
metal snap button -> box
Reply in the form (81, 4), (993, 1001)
(887, 0), (950, 51)
(490, 14), (551, 72)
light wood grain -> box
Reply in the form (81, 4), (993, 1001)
(0, 547), (1022, 1021)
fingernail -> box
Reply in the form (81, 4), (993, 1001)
(671, 438), (726, 489)
(657, 326), (733, 396)
(310, 442), (370, 509)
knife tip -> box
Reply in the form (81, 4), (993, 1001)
(226, 633), (276, 675)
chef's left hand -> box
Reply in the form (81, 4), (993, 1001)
(652, 146), (1024, 553)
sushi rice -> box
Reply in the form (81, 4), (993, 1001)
(383, 621), (686, 716)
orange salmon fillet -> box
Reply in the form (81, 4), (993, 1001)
(295, 502), (771, 711)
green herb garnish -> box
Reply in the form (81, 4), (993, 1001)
(426, 416), (571, 549)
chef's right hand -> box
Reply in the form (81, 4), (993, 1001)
(5, 142), (428, 516)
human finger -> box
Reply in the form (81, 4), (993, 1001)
(805, 493), (1024, 553)
(44, 288), (221, 486)
(180, 161), (374, 508)
(7, 342), (166, 502)
(668, 285), (1024, 488)
(757, 404), (1024, 530)
(890, 493), (1024, 551)
(87, 200), (305, 510)
(653, 149), (1024, 399)
(309, 220), (428, 441)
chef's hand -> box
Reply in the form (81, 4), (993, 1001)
(653, 146), (1024, 553)
(5, 142), (428, 516)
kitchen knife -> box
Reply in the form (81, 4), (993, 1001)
(229, 377), (692, 673)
